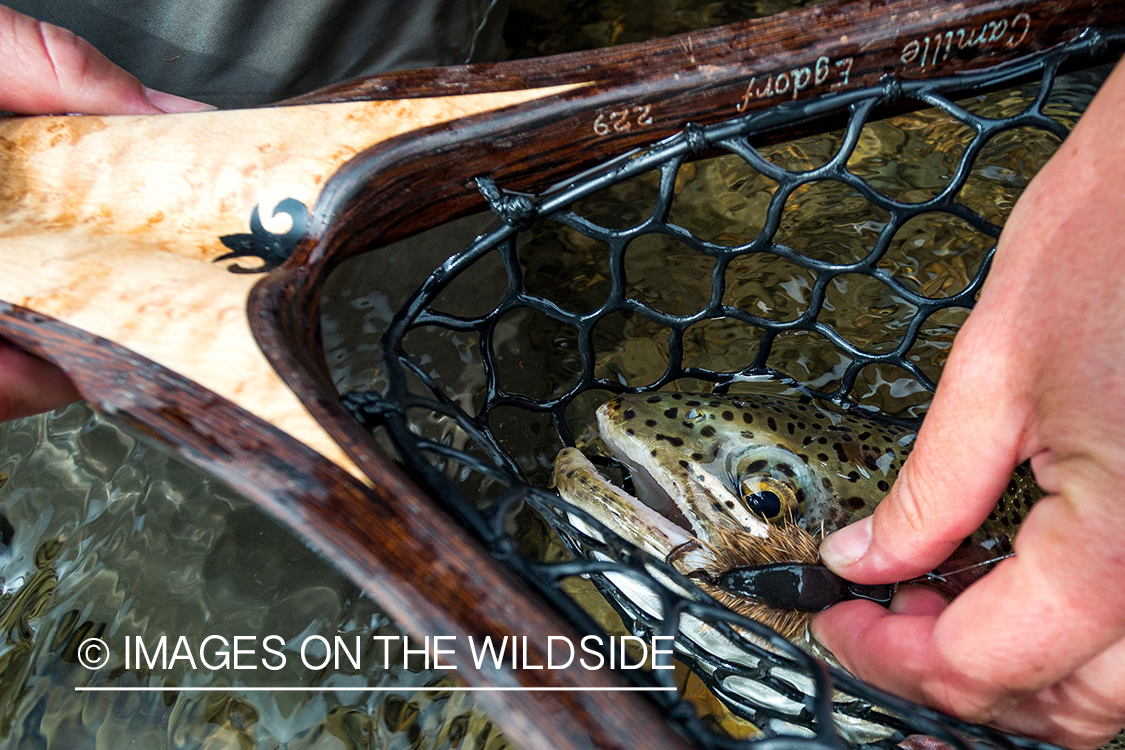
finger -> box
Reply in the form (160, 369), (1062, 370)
(0, 6), (212, 115)
(888, 585), (949, 617)
(990, 633), (1125, 750)
(811, 599), (949, 709)
(812, 587), (949, 670)
(815, 491), (1125, 726)
(0, 341), (79, 420)
(811, 592), (1035, 724)
(820, 307), (1030, 583)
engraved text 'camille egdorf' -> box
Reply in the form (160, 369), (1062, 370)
(736, 55), (854, 111)
(590, 10), (1035, 134)
(735, 11), (1033, 110)
(901, 12), (1031, 70)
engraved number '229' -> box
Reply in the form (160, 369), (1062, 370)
(593, 104), (654, 135)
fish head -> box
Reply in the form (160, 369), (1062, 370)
(593, 392), (914, 542)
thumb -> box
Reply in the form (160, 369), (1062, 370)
(820, 318), (1030, 584)
(0, 6), (212, 115)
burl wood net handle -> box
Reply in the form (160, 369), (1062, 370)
(0, 89), (580, 476)
(0, 1), (1122, 749)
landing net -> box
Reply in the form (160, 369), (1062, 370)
(342, 31), (1121, 750)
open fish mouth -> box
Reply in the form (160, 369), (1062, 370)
(554, 391), (1039, 642)
(556, 445), (825, 640)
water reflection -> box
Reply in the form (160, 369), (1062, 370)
(0, 405), (508, 749)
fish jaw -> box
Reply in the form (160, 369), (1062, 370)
(554, 448), (702, 564)
(595, 406), (772, 543)
(554, 448), (826, 643)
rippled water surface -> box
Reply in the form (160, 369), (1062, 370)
(0, 1), (1110, 748)
(0, 406), (510, 749)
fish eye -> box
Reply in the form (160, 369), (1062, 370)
(747, 490), (782, 517)
(739, 477), (799, 523)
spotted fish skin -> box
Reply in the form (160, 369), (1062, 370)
(556, 391), (1039, 588)
(593, 392), (914, 536)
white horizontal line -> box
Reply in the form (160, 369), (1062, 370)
(75, 686), (677, 692)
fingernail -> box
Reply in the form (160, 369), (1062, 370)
(144, 87), (217, 113)
(820, 515), (873, 570)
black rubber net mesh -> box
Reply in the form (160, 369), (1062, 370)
(338, 31), (1122, 750)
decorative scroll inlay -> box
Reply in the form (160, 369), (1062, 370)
(216, 198), (309, 274)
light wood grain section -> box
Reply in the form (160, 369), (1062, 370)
(0, 87), (577, 475)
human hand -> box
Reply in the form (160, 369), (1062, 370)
(0, 5), (213, 421)
(811, 60), (1125, 749)
(0, 4), (212, 115)
(0, 341), (80, 421)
